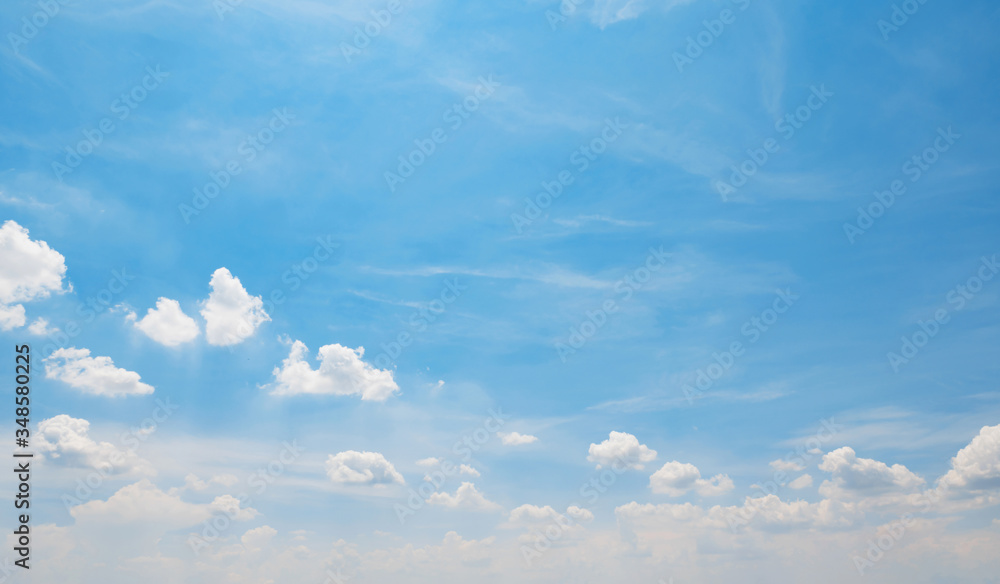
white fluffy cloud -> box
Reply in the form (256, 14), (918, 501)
(267, 339), (399, 401)
(128, 297), (199, 346)
(649, 461), (734, 497)
(325, 450), (404, 486)
(28, 317), (59, 336)
(36, 415), (153, 475)
(426, 482), (502, 512)
(0, 302), (25, 330)
(818, 447), (924, 498)
(0, 220), (67, 328)
(588, 431), (657, 470)
(200, 267), (270, 346)
(499, 431), (538, 446)
(788, 474), (814, 489)
(770, 459), (806, 473)
(44, 347), (154, 397)
(938, 424), (1000, 492)
(507, 504), (594, 526)
(69, 479), (256, 528)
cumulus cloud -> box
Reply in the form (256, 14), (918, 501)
(818, 447), (924, 499)
(426, 482), (502, 512)
(788, 474), (814, 489)
(36, 415), (153, 475)
(499, 431), (538, 446)
(44, 347), (154, 397)
(937, 424), (1000, 493)
(588, 431), (657, 470)
(266, 339), (399, 401)
(649, 461), (734, 497)
(28, 317), (58, 336)
(70, 479), (256, 528)
(770, 459), (806, 473)
(507, 504), (560, 525)
(241, 525), (277, 551)
(0, 220), (67, 328)
(200, 268), (270, 346)
(326, 450), (404, 486)
(128, 297), (199, 346)
(0, 303), (25, 331)
(567, 505), (594, 523)
(459, 464), (480, 477)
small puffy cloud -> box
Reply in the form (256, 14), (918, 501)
(200, 268), (270, 346)
(326, 451), (404, 486)
(588, 431), (657, 470)
(770, 459), (806, 473)
(566, 505), (594, 523)
(128, 297), (199, 346)
(28, 317), (58, 336)
(241, 525), (277, 550)
(818, 447), (924, 498)
(426, 482), (502, 512)
(266, 339), (399, 401)
(211, 494), (259, 520)
(459, 464), (480, 477)
(0, 303), (25, 331)
(415, 457), (440, 468)
(44, 347), (154, 397)
(507, 504), (561, 525)
(788, 474), (814, 489)
(938, 424), (1000, 493)
(36, 415), (153, 475)
(649, 461), (734, 497)
(0, 220), (68, 326)
(499, 431), (538, 446)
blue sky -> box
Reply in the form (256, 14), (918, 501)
(1, 0), (1000, 582)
